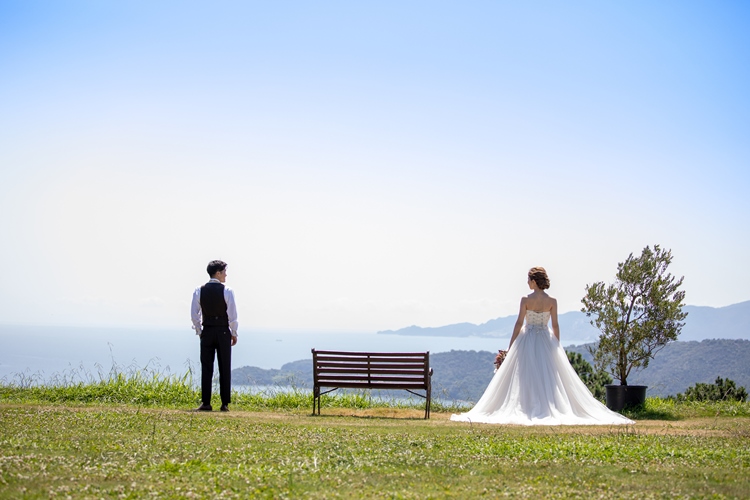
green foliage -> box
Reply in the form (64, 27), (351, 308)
(430, 349), (495, 403)
(7, 365), (750, 421)
(564, 339), (750, 398)
(623, 396), (750, 419)
(0, 363), (200, 406)
(566, 351), (612, 401)
(234, 343), (750, 404)
(582, 245), (687, 386)
(677, 377), (749, 402)
(0, 364), (465, 414)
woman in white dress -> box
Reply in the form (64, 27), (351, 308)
(450, 267), (634, 426)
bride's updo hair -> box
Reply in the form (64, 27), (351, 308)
(528, 267), (550, 290)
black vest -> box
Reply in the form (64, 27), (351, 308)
(200, 282), (229, 327)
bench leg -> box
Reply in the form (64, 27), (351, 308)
(425, 389), (431, 419)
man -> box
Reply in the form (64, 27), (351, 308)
(190, 260), (238, 411)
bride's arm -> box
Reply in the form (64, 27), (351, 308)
(550, 298), (560, 341)
(508, 298), (526, 350)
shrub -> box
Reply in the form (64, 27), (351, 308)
(677, 376), (748, 402)
(566, 351), (612, 401)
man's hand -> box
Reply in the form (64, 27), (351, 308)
(231, 336), (238, 346)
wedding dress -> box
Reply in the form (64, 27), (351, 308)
(450, 310), (634, 426)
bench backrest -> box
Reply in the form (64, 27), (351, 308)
(312, 350), (430, 390)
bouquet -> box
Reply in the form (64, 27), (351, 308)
(494, 349), (508, 372)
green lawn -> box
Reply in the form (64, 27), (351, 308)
(1, 402), (749, 499)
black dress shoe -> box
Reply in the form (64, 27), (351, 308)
(195, 404), (213, 412)
(220, 405), (229, 412)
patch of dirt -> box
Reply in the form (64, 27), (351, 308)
(4, 403), (749, 438)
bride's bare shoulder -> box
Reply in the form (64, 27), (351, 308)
(529, 292), (556, 312)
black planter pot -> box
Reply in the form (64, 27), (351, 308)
(605, 384), (647, 411)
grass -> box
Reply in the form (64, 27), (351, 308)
(622, 396), (750, 420)
(0, 364), (465, 414)
(1, 369), (749, 498)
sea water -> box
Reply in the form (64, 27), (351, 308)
(0, 324), (591, 383)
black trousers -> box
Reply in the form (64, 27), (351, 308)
(200, 326), (232, 406)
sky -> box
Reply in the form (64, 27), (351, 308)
(1, 1), (749, 333)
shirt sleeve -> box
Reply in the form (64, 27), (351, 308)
(190, 287), (202, 336)
(224, 287), (239, 337)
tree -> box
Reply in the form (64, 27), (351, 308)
(581, 245), (687, 386)
(566, 351), (612, 401)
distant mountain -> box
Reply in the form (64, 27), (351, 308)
(377, 311), (601, 340)
(233, 339), (750, 402)
(677, 301), (750, 341)
(377, 301), (750, 342)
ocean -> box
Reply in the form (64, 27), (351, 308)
(0, 324), (591, 383)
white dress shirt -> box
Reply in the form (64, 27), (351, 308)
(191, 278), (239, 338)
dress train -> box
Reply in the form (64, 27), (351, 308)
(450, 311), (634, 426)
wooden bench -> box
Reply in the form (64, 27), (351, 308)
(311, 349), (433, 419)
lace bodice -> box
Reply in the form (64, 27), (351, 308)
(525, 310), (551, 329)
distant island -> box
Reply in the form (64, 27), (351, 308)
(377, 301), (750, 342)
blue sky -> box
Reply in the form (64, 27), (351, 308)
(1, 1), (748, 331)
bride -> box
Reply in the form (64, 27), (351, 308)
(450, 267), (634, 426)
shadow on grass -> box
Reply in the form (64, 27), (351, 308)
(621, 404), (680, 421)
(310, 409), (430, 421)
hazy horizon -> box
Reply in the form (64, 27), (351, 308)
(0, 298), (746, 333)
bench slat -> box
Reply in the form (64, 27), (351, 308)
(313, 350), (428, 357)
(316, 365), (426, 370)
(316, 378), (425, 383)
(317, 375), (427, 383)
(316, 367), (426, 375)
(315, 363), (426, 370)
(315, 357), (427, 364)
(316, 382), (428, 390)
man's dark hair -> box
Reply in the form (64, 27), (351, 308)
(207, 260), (227, 277)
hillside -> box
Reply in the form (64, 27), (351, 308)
(233, 339), (750, 402)
(377, 301), (750, 342)
(565, 339), (750, 398)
